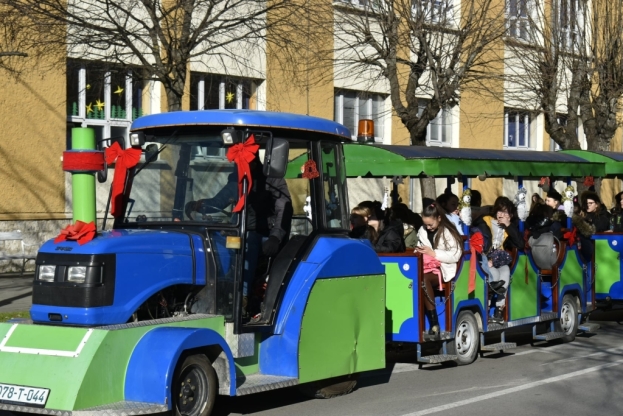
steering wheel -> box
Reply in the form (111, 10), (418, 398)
(185, 200), (229, 221)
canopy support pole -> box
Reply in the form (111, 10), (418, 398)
(517, 176), (524, 233)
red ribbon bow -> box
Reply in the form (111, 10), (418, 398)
(564, 227), (578, 245)
(469, 232), (484, 293)
(226, 135), (260, 212)
(105, 142), (142, 218)
(54, 221), (97, 245)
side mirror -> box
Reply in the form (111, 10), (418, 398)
(263, 137), (289, 178)
(144, 143), (159, 162)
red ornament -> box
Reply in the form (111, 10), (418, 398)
(302, 160), (320, 179)
(54, 221), (97, 245)
(105, 142), (142, 218)
(468, 232), (484, 294)
(226, 135), (260, 212)
(583, 176), (595, 187)
(538, 177), (550, 187)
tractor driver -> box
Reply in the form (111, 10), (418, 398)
(185, 151), (293, 314)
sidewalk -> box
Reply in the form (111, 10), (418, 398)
(0, 273), (33, 313)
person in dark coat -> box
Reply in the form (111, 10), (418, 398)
(610, 191), (623, 232)
(573, 191), (610, 262)
(368, 205), (405, 253)
(582, 191), (610, 232)
(391, 203), (423, 248)
(185, 152), (293, 306)
(525, 204), (563, 240)
(349, 206), (378, 242)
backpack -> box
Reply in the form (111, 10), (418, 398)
(528, 232), (559, 270)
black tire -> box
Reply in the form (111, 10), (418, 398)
(447, 311), (479, 366)
(173, 354), (217, 416)
(298, 374), (359, 399)
(557, 294), (578, 343)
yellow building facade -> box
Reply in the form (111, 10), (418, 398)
(0, 0), (621, 270)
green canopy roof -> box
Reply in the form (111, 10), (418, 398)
(561, 150), (623, 177)
(342, 144), (605, 178)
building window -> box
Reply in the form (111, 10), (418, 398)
(504, 109), (530, 149)
(412, 0), (455, 24)
(334, 90), (386, 142)
(417, 102), (452, 146)
(190, 73), (253, 110)
(67, 61), (144, 147)
(507, 0), (532, 41)
(558, 0), (581, 52)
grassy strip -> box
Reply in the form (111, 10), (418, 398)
(0, 311), (29, 322)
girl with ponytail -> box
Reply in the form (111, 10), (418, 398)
(415, 203), (463, 336)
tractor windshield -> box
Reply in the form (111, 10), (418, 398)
(125, 134), (238, 224)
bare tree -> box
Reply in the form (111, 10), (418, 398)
(328, 0), (506, 143)
(0, 0), (295, 111)
(318, 0), (506, 197)
(506, 0), (623, 152)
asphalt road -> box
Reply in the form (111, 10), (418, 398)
(0, 275), (32, 313)
(210, 317), (623, 416)
(2, 286), (623, 416)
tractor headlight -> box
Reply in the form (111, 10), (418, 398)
(38, 265), (56, 282)
(67, 266), (87, 283)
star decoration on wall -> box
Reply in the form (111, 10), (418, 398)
(114, 86), (124, 95)
(95, 99), (105, 111)
(86, 103), (93, 114)
(226, 91), (235, 104)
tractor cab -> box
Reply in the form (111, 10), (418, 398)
(32, 110), (353, 332)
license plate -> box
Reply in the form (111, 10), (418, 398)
(0, 383), (49, 407)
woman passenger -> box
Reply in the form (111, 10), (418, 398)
(436, 192), (464, 235)
(349, 206), (377, 242)
(610, 192), (623, 232)
(473, 197), (523, 324)
(530, 193), (545, 215)
(415, 203), (463, 336)
(573, 192), (609, 262)
(582, 191), (610, 232)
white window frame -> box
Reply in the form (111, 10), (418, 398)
(334, 91), (386, 143)
(504, 110), (531, 149)
(417, 101), (453, 147)
(68, 63), (138, 144)
(412, 0), (455, 25)
(426, 107), (452, 147)
(507, 0), (532, 41)
(193, 75), (252, 110)
(558, 0), (582, 53)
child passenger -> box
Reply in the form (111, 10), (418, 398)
(415, 203), (463, 336)
(473, 197), (523, 324)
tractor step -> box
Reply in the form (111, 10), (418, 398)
(417, 354), (457, 364)
(480, 342), (517, 352)
(486, 322), (508, 332)
(227, 374), (299, 396)
(422, 331), (452, 342)
(533, 331), (566, 341)
(578, 322), (600, 333)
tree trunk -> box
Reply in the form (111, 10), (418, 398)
(420, 177), (437, 202)
(166, 87), (183, 112)
(410, 134), (436, 200)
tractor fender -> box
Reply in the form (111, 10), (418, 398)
(124, 327), (236, 406)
